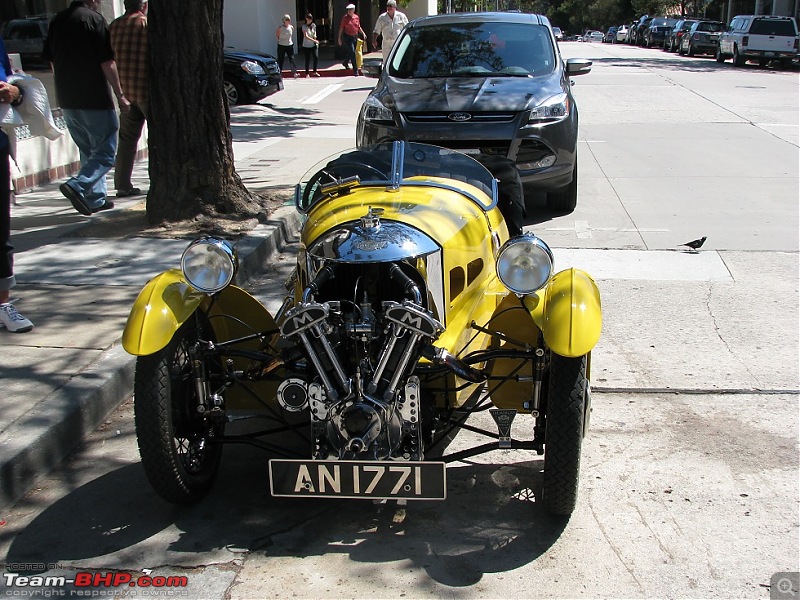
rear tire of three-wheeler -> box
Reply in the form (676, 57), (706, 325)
(542, 354), (587, 517)
(134, 316), (225, 504)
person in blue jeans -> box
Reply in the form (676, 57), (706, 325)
(43, 0), (130, 216)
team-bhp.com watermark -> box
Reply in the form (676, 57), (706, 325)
(2, 568), (189, 597)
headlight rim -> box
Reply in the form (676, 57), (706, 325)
(180, 236), (238, 294)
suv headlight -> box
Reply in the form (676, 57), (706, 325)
(181, 237), (238, 293)
(496, 234), (554, 295)
(362, 95), (394, 122)
(240, 60), (266, 75)
(528, 93), (570, 124)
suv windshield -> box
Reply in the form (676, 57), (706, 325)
(388, 22), (555, 78)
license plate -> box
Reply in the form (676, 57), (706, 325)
(765, 52), (775, 57)
(269, 459), (446, 500)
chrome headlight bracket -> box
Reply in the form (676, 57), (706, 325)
(180, 237), (238, 293)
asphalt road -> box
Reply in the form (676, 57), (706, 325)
(1, 41), (797, 600)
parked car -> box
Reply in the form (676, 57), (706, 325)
(223, 48), (283, 106)
(356, 12), (593, 211)
(717, 15), (799, 67)
(643, 17), (678, 47)
(629, 15), (652, 45)
(1, 16), (48, 68)
(552, 26), (564, 41)
(679, 20), (726, 56)
(616, 24), (630, 43)
(604, 26), (618, 43)
(586, 30), (604, 42)
(664, 18), (698, 52)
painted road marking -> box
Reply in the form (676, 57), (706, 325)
(301, 84), (343, 105)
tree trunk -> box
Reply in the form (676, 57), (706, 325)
(146, 0), (255, 224)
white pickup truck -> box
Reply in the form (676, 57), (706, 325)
(717, 15), (799, 67)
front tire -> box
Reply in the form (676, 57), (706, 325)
(542, 354), (587, 517)
(546, 159), (578, 213)
(134, 316), (225, 504)
(715, 47), (726, 62)
(223, 76), (247, 106)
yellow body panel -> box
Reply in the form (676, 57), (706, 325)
(526, 268), (602, 358)
(486, 293), (539, 411)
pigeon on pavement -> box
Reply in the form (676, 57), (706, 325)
(680, 236), (707, 251)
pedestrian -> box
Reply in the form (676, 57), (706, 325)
(43, 0), (130, 217)
(301, 13), (321, 77)
(372, 0), (408, 63)
(0, 40), (33, 332)
(110, 0), (148, 199)
(338, 3), (366, 77)
(276, 15), (299, 79)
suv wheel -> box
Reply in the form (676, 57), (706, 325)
(223, 77), (246, 106)
(687, 42), (695, 57)
(715, 47), (725, 62)
(546, 160), (578, 212)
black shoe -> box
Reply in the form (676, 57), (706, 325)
(60, 183), (92, 216)
(92, 200), (115, 213)
(341, 61), (349, 69)
(116, 187), (141, 198)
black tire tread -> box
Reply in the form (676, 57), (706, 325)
(134, 319), (223, 504)
(542, 354), (586, 516)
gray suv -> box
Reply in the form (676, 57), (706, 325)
(355, 12), (591, 211)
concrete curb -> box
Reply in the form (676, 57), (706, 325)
(0, 205), (302, 512)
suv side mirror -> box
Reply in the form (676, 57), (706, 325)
(566, 58), (592, 76)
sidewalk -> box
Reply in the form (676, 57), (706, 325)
(0, 126), (308, 512)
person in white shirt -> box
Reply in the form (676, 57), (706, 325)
(371, 0), (408, 62)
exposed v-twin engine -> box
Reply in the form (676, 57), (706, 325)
(276, 262), (444, 460)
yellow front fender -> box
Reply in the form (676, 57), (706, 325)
(526, 268), (602, 358)
(121, 270), (209, 356)
(122, 270), (281, 358)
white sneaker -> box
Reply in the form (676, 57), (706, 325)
(0, 302), (33, 333)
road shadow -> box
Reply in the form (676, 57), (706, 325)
(5, 443), (567, 587)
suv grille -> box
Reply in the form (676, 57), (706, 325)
(404, 112), (517, 124)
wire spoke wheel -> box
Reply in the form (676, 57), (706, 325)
(134, 315), (225, 503)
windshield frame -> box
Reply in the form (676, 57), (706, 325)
(295, 142), (499, 214)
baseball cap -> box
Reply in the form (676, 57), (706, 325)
(346, 4), (355, 9)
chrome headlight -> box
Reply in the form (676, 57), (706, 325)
(528, 93), (570, 124)
(496, 234), (554, 295)
(240, 60), (266, 75)
(180, 237), (238, 293)
(362, 95), (394, 122)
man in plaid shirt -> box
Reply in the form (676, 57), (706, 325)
(110, 0), (148, 198)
